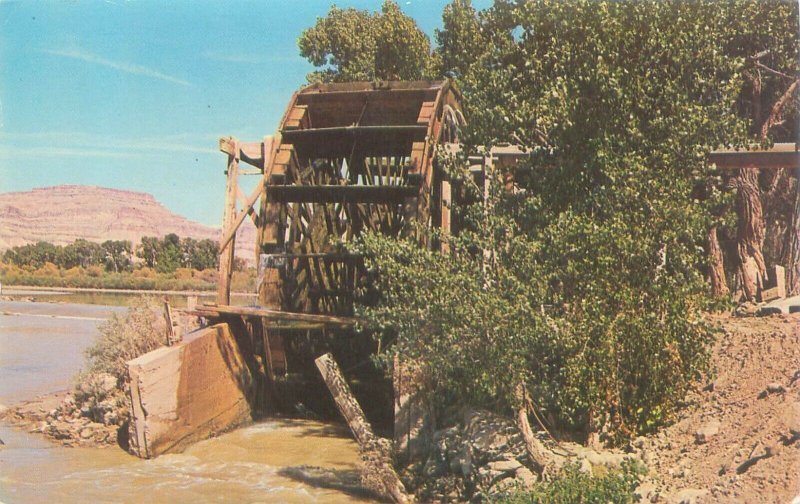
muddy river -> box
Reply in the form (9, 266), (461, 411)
(0, 299), (369, 503)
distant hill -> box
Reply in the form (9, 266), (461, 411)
(0, 185), (257, 263)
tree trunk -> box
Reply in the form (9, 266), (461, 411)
(315, 353), (412, 503)
(707, 226), (730, 298)
(786, 167), (800, 295)
(735, 167), (767, 301)
(514, 383), (553, 477)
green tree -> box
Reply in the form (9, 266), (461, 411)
(298, 0), (433, 82)
(101, 240), (132, 273)
(136, 237), (160, 269)
(155, 233), (182, 273)
(3, 241), (61, 269)
(355, 0), (798, 442)
(434, 0), (486, 78)
(63, 239), (104, 269)
(191, 239), (219, 271)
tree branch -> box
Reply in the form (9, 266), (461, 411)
(760, 78), (800, 141)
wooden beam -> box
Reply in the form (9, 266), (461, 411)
(282, 124), (426, 136)
(284, 105), (310, 130)
(709, 143), (799, 170)
(266, 185), (417, 204)
(220, 181), (263, 252)
(315, 353), (412, 503)
(219, 137), (264, 169)
(217, 140), (239, 305)
(236, 186), (259, 227)
(193, 303), (359, 326)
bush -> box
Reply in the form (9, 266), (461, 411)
(83, 296), (166, 382)
(174, 267), (194, 280)
(35, 262), (60, 277)
(494, 461), (645, 504)
(132, 266), (156, 279)
(67, 296), (167, 427)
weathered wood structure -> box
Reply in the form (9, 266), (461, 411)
(191, 81), (476, 459)
(127, 79), (796, 461)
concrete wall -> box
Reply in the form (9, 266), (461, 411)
(127, 323), (255, 458)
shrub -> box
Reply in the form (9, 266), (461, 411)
(132, 266), (156, 279)
(34, 261), (61, 277)
(494, 461), (645, 504)
(83, 296), (166, 382)
(174, 267), (194, 280)
(85, 265), (104, 278)
(63, 266), (84, 278)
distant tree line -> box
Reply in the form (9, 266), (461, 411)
(3, 234), (220, 273)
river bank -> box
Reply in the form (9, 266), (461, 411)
(1, 286), (255, 308)
(0, 299), (373, 503)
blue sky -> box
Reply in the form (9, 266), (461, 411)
(0, 0), (489, 227)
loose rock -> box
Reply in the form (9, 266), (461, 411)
(694, 420), (721, 444)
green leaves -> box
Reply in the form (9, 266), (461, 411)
(298, 1), (433, 82)
(330, 0), (797, 442)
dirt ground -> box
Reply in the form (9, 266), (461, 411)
(640, 312), (800, 503)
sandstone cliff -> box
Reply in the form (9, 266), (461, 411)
(0, 185), (257, 263)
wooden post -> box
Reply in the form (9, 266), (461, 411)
(315, 353), (412, 504)
(440, 180), (451, 254)
(163, 299), (175, 346)
(218, 139), (240, 305)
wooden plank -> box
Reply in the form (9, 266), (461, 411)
(266, 185), (417, 204)
(282, 124), (427, 134)
(709, 143), (799, 170)
(194, 303), (359, 326)
(417, 101), (435, 124)
(127, 323), (255, 459)
(316, 353), (411, 503)
(220, 181), (263, 253)
(236, 186), (259, 226)
(163, 300), (176, 346)
(440, 180), (451, 254)
(393, 357), (434, 466)
(284, 105), (310, 130)
(271, 145), (297, 182)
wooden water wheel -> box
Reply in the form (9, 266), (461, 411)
(257, 80), (464, 317)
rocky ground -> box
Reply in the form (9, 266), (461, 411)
(1, 372), (127, 448)
(633, 312), (800, 503)
(409, 311), (800, 503)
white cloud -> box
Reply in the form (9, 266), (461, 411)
(43, 47), (191, 86)
(0, 145), (133, 159)
(0, 132), (218, 159)
(203, 50), (262, 65)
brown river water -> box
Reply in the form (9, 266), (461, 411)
(0, 295), (371, 503)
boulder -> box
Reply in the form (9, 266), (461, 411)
(695, 420), (721, 444)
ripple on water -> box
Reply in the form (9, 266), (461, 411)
(1, 419), (368, 504)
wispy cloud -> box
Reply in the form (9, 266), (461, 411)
(203, 50), (263, 65)
(0, 131), (218, 160)
(0, 146), (134, 159)
(203, 50), (304, 65)
(43, 47), (191, 86)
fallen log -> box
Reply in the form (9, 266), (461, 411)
(515, 382), (554, 478)
(315, 353), (412, 503)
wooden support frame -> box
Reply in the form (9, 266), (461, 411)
(217, 139), (240, 305)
